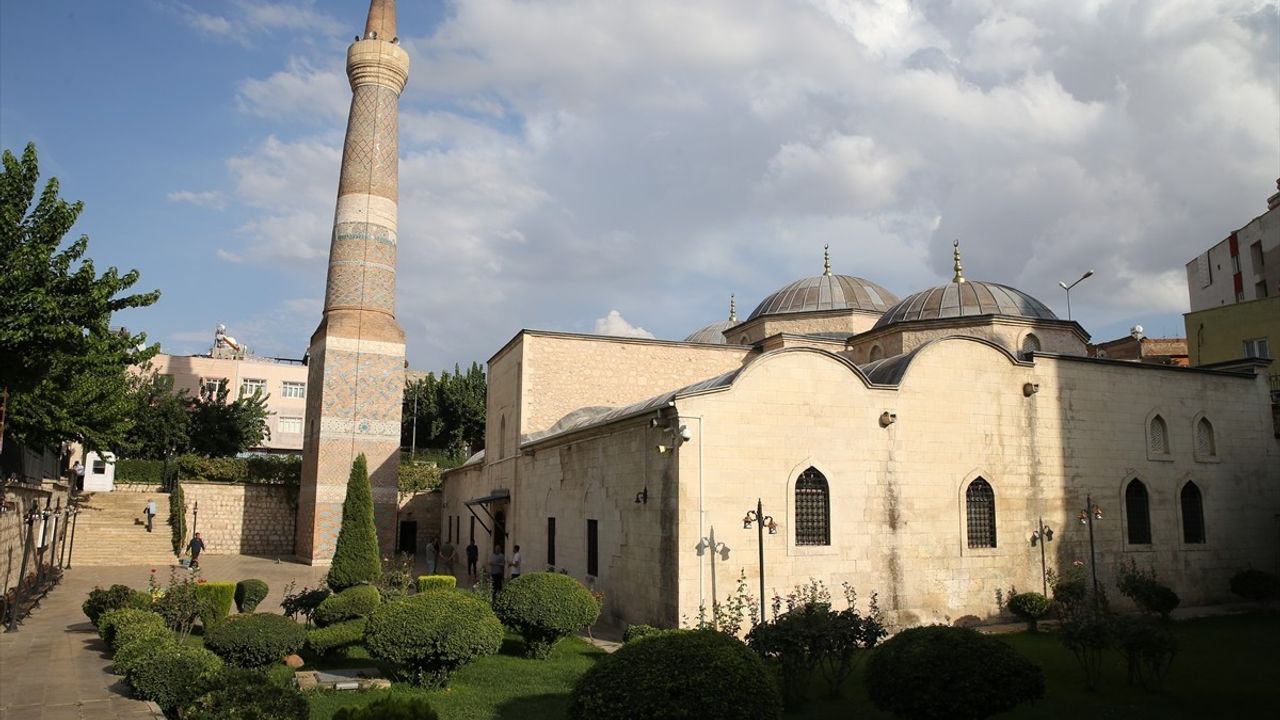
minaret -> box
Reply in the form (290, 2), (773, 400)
(296, 0), (409, 563)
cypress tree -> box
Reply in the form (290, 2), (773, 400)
(326, 454), (382, 591)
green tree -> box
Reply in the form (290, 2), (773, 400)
(187, 381), (271, 457)
(123, 368), (192, 460)
(0, 142), (160, 452)
(327, 454), (382, 591)
(402, 363), (486, 460)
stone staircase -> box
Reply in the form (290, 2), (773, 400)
(70, 491), (180, 566)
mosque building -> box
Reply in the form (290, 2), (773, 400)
(439, 243), (1277, 629)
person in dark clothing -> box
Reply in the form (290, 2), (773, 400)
(187, 533), (205, 570)
(466, 541), (479, 579)
(489, 546), (505, 597)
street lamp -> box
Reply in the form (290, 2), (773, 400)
(694, 529), (731, 625)
(742, 499), (777, 625)
(1058, 269), (1094, 321)
(1077, 495), (1104, 608)
(1029, 517), (1054, 596)
(6, 500), (42, 633)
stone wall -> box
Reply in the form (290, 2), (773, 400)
(1, 482), (72, 594)
(179, 482), (297, 558)
(397, 490), (442, 557)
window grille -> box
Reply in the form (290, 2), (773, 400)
(869, 345), (884, 362)
(1195, 418), (1215, 457)
(1148, 415), (1168, 454)
(1126, 480), (1152, 544)
(795, 468), (830, 546)
(1181, 482), (1205, 544)
(1021, 333), (1041, 354)
(965, 478), (996, 549)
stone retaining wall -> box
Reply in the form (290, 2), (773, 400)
(179, 482), (297, 558)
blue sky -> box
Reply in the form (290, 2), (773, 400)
(3, 1), (1277, 372)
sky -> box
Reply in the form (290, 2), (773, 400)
(2, 0), (1277, 373)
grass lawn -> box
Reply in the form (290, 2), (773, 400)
(300, 613), (1278, 720)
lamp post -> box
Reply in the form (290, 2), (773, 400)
(1058, 269), (1094, 321)
(742, 498), (777, 625)
(6, 501), (41, 632)
(64, 499), (81, 570)
(1029, 517), (1054, 596)
(192, 500), (199, 535)
(1077, 495), (1104, 608)
(695, 529), (730, 625)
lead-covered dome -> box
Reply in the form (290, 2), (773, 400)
(747, 246), (897, 320)
(684, 295), (739, 344)
(873, 280), (1057, 329)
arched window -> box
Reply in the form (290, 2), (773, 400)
(1021, 333), (1041, 355)
(965, 478), (996, 549)
(795, 468), (830, 546)
(869, 345), (884, 362)
(1126, 479), (1152, 544)
(1195, 418), (1216, 457)
(1148, 415), (1168, 455)
(1181, 482), (1205, 544)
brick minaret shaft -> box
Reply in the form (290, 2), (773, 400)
(296, 0), (408, 564)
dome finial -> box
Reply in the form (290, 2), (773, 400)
(823, 244), (832, 276)
(952, 239), (966, 284)
(729, 294), (737, 322)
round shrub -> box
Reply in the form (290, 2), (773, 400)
(622, 623), (666, 643)
(110, 612), (170, 653)
(184, 667), (310, 720)
(866, 626), (1044, 720)
(364, 591), (503, 688)
(570, 629), (779, 720)
(98, 608), (165, 649)
(235, 579), (270, 613)
(333, 696), (440, 720)
(204, 613), (307, 668)
(112, 630), (176, 676)
(1008, 592), (1050, 632)
(1230, 569), (1280, 601)
(307, 617), (368, 656)
(83, 584), (151, 626)
(129, 643), (224, 711)
(493, 572), (601, 658)
(313, 584), (382, 627)
(416, 575), (457, 593)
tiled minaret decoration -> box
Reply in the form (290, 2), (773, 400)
(296, 0), (409, 563)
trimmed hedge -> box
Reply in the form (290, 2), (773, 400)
(196, 581), (237, 628)
(99, 608), (167, 651)
(570, 629), (780, 720)
(307, 618), (368, 656)
(115, 459), (165, 485)
(866, 626), (1044, 720)
(235, 578), (270, 613)
(204, 613), (307, 668)
(416, 575), (458, 593)
(112, 632), (176, 676)
(622, 624), (667, 643)
(494, 572), (601, 658)
(313, 585), (382, 627)
(83, 584), (151, 626)
(177, 454), (300, 485)
(365, 591), (504, 688)
(184, 667), (310, 720)
(326, 455), (382, 591)
(334, 696), (440, 720)
(128, 642), (224, 711)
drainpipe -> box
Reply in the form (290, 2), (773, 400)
(679, 414), (705, 613)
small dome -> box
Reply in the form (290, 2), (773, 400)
(684, 319), (735, 344)
(748, 274), (898, 320)
(873, 280), (1057, 329)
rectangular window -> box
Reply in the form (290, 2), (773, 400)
(1251, 240), (1265, 268)
(278, 416), (303, 434)
(1231, 254), (1241, 274)
(586, 519), (598, 576)
(92, 460), (107, 474)
(1244, 338), (1271, 359)
(1198, 254), (1212, 287)
(201, 377), (226, 398)
(240, 378), (267, 397)
(470, 516), (476, 543)
(547, 517), (556, 566)
(282, 381), (306, 399)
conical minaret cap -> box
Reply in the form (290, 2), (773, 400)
(364, 0), (396, 40)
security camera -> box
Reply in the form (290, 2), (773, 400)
(679, 425), (692, 442)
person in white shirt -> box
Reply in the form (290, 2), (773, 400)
(509, 544), (522, 579)
(144, 498), (158, 533)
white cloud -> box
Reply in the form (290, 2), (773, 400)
(236, 58), (348, 122)
(593, 310), (656, 339)
(171, 0), (343, 42)
(167, 190), (226, 210)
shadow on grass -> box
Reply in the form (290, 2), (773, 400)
(494, 692), (575, 720)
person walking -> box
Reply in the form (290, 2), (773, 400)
(187, 532), (205, 570)
(72, 461), (85, 491)
(143, 498), (158, 532)
(424, 536), (438, 575)
(509, 544), (522, 580)
(466, 540), (479, 580)
(489, 546), (506, 597)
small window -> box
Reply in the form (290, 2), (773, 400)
(586, 519), (599, 576)
(1148, 415), (1168, 455)
(469, 516), (476, 543)
(1195, 417), (1215, 457)
(965, 478), (997, 549)
(1231, 254), (1241, 274)
(278, 416), (303, 434)
(1251, 240), (1264, 268)
(499, 415), (507, 459)
(154, 374), (175, 391)
(1021, 333), (1041, 355)
(547, 517), (557, 566)
(869, 345), (884, 362)
(1243, 338), (1270, 359)
(92, 460), (107, 475)
(1126, 479), (1152, 545)
(239, 378), (267, 397)
(281, 381), (306, 399)
(1256, 280), (1269, 298)
(795, 467), (830, 546)
(1181, 482), (1205, 544)
(201, 377), (226, 399)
